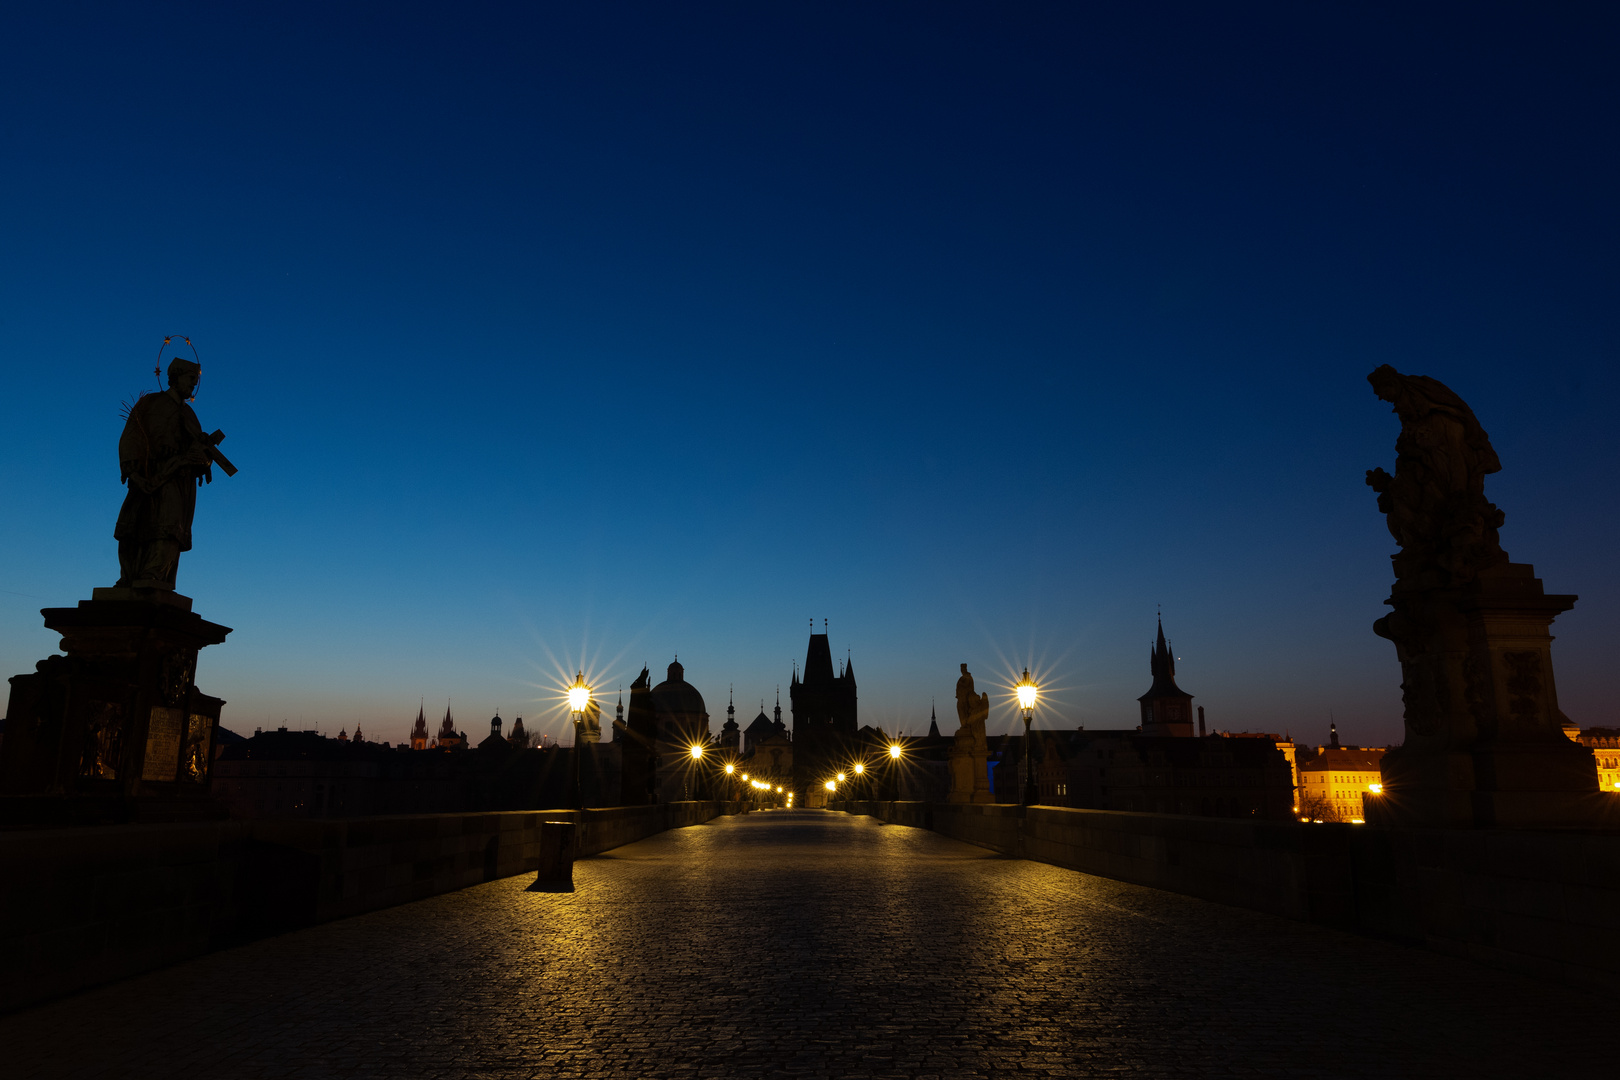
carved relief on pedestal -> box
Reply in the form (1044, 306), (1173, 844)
(79, 701), (126, 779)
(157, 650), (195, 708)
(1501, 651), (1544, 731)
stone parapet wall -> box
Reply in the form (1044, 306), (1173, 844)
(837, 800), (1618, 992)
(0, 801), (738, 1013)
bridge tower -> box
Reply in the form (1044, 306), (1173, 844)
(790, 621), (857, 796)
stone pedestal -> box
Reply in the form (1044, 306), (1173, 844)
(1367, 563), (1610, 828)
(0, 590), (231, 821)
(947, 724), (993, 804)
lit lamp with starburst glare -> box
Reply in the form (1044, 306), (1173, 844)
(1016, 667), (1039, 806)
(568, 671), (591, 810)
(885, 738), (904, 800)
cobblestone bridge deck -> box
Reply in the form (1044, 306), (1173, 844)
(2, 810), (1609, 1078)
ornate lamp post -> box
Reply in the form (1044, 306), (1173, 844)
(688, 742), (705, 800)
(568, 671), (591, 810)
(852, 760), (865, 801)
(1016, 667), (1038, 806)
(886, 739), (903, 800)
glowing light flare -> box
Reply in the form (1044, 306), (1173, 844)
(1015, 667), (1038, 712)
(836, 772), (846, 782)
(689, 744), (704, 760)
(567, 671), (591, 714)
(853, 763), (864, 775)
(888, 743), (903, 759)
(724, 763), (735, 775)
(824, 780), (836, 792)
(1368, 783), (1383, 794)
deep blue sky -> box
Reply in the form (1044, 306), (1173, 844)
(3, 2), (1617, 748)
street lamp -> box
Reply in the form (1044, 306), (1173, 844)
(687, 742), (704, 801)
(885, 739), (904, 800)
(568, 670), (591, 809)
(1016, 667), (1038, 806)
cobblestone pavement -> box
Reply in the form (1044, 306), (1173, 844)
(3, 810), (1611, 1079)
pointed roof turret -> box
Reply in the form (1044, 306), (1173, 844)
(1139, 614), (1195, 736)
(744, 704), (776, 743)
(1140, 616), (1189, 700)
(803, 632), (835, 685)
(928, 701), (940, 739)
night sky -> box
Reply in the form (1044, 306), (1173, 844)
(2, 2), (1616, 749)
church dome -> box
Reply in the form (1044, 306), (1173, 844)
(650, 658), (707, 718)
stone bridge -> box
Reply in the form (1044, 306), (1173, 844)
(1, 808), (1612, 1078)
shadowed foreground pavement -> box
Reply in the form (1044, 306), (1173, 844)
(2, 810), (1609, 1078)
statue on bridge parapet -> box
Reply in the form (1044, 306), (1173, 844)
(948, 664), (992, 804)
(0, 345), (234, 821)
(114, 355), (236, 593)
(1363, 365), (1607, 827)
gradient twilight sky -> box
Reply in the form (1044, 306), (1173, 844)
(2, 2), (1617, 750)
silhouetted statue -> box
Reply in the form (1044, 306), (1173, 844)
(1364, 366), (1605, 827)
(949, 664), (992, 803)
(114, 358), (231, 590)
(1365, 364), (1508, 593)
(954, 663), (989, 728)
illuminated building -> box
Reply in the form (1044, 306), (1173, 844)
(1296, 726), (1386, 821)
(1576, 728), (1620, 792)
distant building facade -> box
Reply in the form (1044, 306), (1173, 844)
(1297, 725), (1386, 822)
(212, 695), (622, 818)
(1576, 728), (1620, 792)
(740, 692), (793, 792)
(987, 617), (1294, 819)
(995, 728), (1295, 819)
(650, 658), (710, 801)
